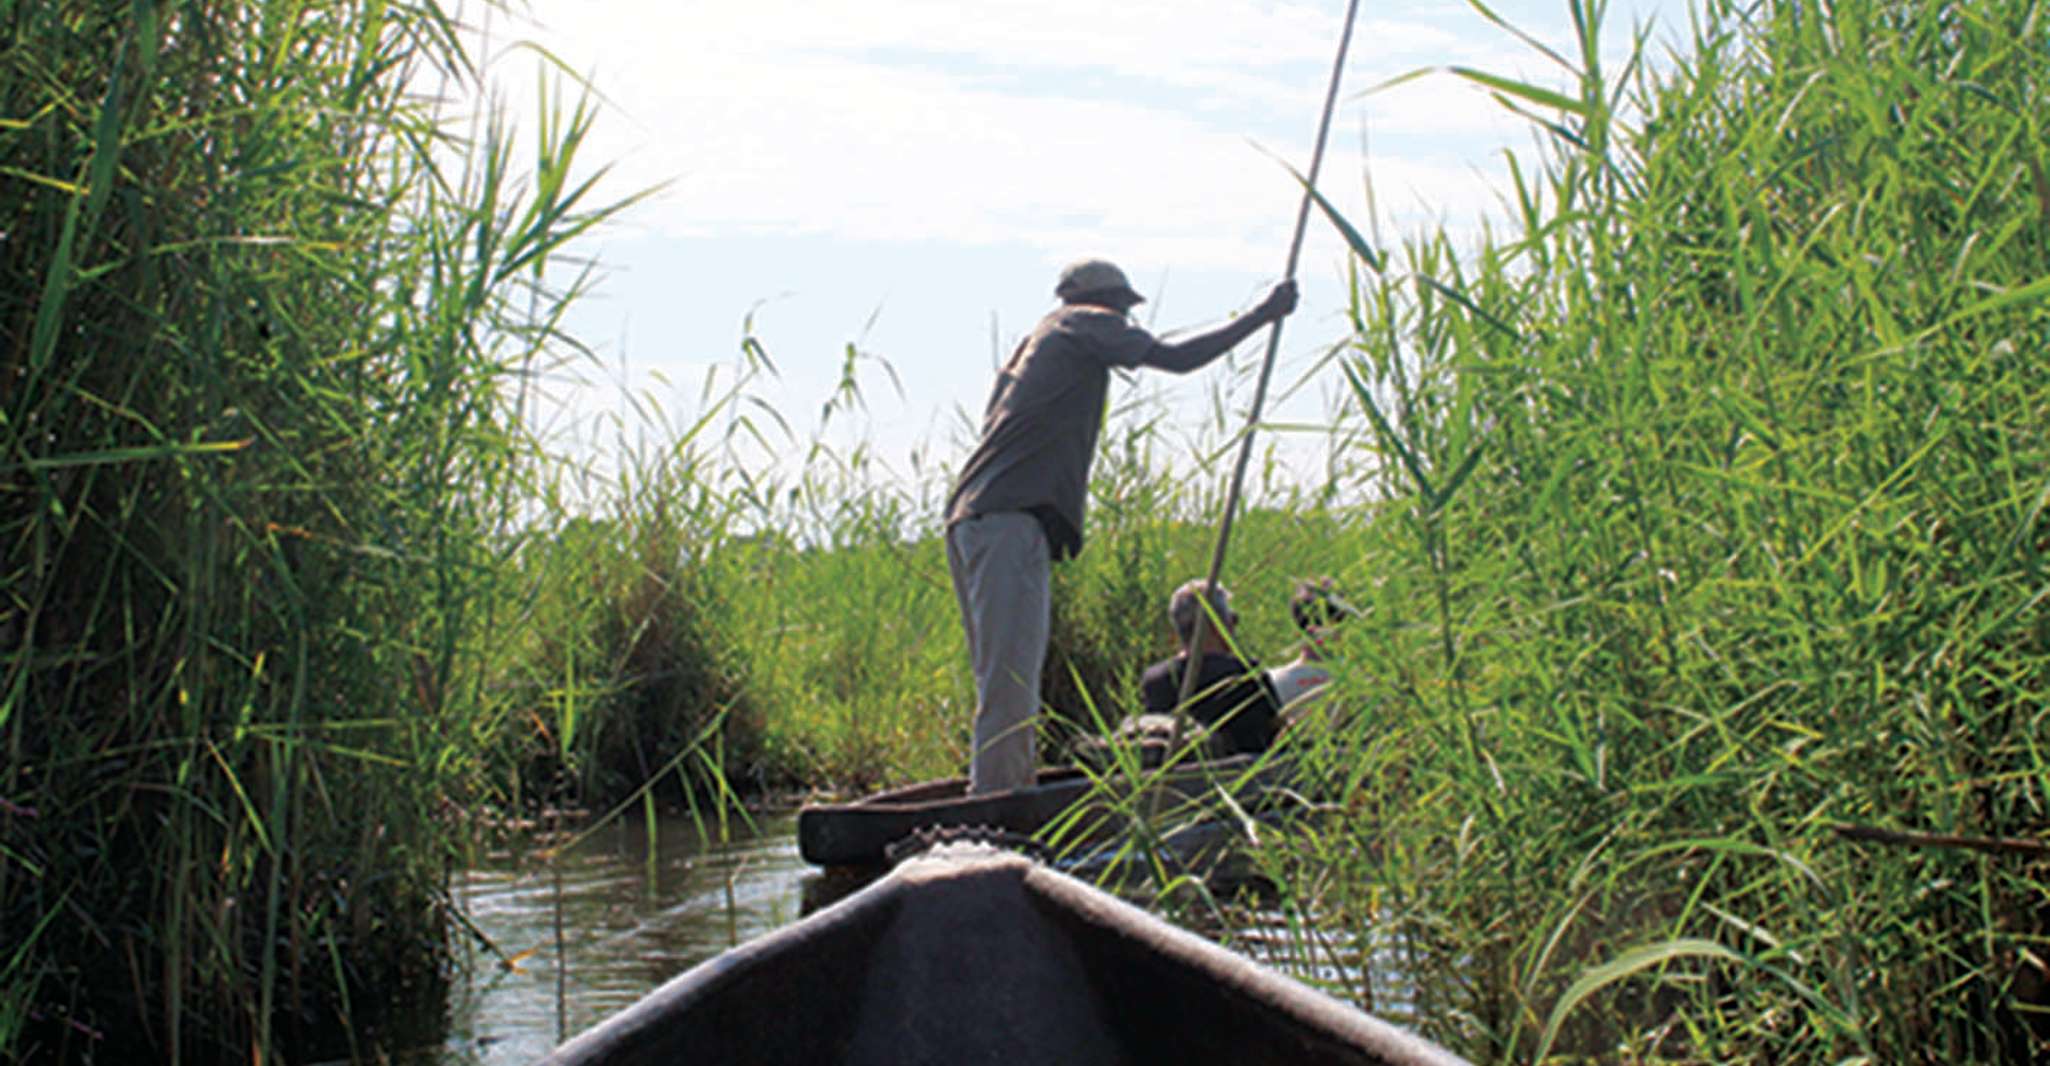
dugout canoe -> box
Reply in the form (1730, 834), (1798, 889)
(796, 753), (1287, 868)
(537, 843), (1467, 1066)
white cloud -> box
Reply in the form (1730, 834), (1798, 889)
(468, 0), (1621, 270)
(457, 0), (1691, 487)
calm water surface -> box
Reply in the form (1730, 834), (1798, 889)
(426, 811), (859, 1064)
(398, 809), (1403, 1064)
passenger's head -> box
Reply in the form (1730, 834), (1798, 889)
(1289, 577), (1359, 634)
(1168, 578), (1237, 644)
(1055, 258), (1145, 312)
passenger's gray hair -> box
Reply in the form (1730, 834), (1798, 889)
(1167, 579), (1236, 642)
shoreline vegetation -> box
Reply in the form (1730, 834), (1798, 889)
(4, 0), (2045, 1063)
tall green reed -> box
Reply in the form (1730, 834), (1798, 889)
(1, 1), (625, 1060)
(1255, 0), (2049, 1059)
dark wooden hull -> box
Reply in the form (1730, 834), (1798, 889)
(796, 755), (1283, 867)
(538, 844), (1466, 1066)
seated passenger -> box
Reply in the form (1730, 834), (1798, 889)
(1139, 579), (1282, 756)
(1266, 577), (1360, 726)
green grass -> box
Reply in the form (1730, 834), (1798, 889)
(1, 1), (628, 1060)
(1236, 0), (2050, 1060)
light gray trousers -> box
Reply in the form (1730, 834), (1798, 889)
(945, 511), (1050, 794)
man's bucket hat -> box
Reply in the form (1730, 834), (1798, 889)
(1054, 258), (1146, 305)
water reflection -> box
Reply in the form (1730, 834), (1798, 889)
(431, 811), (827, 1064)
(400, 809), (1397, 1064)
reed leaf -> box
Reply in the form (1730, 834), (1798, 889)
(1536, 939), (1744, 1061)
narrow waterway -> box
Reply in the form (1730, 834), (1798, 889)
(395, 807), (1408, 1064)
(426, 811), (853, 1064)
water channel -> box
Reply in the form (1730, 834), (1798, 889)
(424, 811), (839, 1064)
(391, 807), (1402, 1063)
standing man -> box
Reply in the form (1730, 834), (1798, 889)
(945, 258), (1298, 794)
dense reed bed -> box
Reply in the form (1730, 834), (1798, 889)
(1249, 0), (2050, 1060)
(1, 1), (622, 1060)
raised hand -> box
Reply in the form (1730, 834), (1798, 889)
(1257, 279), (1299, 321)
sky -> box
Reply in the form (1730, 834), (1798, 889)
(468, 0), (1692, 502)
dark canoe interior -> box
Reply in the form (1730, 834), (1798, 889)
(538, 845), (1468, 1066)
(797, 755), (1282, 867)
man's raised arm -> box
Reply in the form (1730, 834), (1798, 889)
(1141, 280), (1299, 374)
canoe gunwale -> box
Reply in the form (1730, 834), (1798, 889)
(537, 844), (1470, 1066)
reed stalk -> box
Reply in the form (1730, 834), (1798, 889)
(1250, 0), (2050, 1059)
(1, 0), (628, 1059)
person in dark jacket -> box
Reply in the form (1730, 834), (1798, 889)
(946, 259), (1296, 793)
(1139, 579), (1283, 756)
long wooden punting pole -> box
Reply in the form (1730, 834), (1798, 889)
(1174, 0), (1364, 712)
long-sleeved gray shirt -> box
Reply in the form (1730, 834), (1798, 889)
(946, 291), (1282, 560)
(945, 305), (1155, 560)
